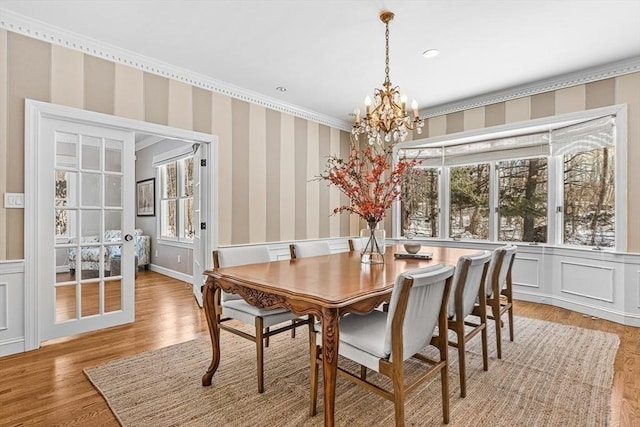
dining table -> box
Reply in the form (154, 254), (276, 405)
(201, 244), (478, 426)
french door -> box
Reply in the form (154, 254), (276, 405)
(39, 117), (136, 341)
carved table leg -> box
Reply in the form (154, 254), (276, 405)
(321, 307), (339, 427)
(202, 278), (221, 386)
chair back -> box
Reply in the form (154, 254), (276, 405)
(485, 244), (517, 297)
(447, 251), (491, 319)
(348, 237), (367, 252)
(384, 264), (454, 361)
(289, 241), (331, 259)
(213, 246), (271, 302)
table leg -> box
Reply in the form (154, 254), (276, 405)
(321, 307), (339, 427)
(201, 278), (221, 386)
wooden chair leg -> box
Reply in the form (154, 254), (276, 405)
(255, 317), (265, 393)
(479, 298), (489, 371)
(441, 363), (450, 424)
(457, 327), (467, 398)
(265, 326), (270, 348)
(492, 301), (502, 359)
(508, 304), (514, 342)
(481, 322), (489, 371)
(360, 365), (367, 381)
(309, 341), (319, 416)
(391, 367), (405, 427)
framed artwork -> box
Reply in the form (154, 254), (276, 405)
(136, 178), (155, 216)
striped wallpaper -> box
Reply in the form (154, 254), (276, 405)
(0, 29), (639, 259)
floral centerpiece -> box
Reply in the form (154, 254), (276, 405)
(320, 140), (419, 263)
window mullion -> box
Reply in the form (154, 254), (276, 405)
(489, 162), (498, 242)
(441, 167), (450, 239)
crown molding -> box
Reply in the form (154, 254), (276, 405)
(423, 56), (640, 118)
(0, 9), (352, 131)
(2, 9), (637, 129)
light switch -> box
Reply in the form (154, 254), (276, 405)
(4, 193), (25, 208)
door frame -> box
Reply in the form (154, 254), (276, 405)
(24, 99), (217, 350)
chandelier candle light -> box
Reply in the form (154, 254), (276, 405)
(352, 11), (425, 145)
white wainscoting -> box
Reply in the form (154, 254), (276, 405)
(0, 260), (26, 357)
(392, 240), (640, 327)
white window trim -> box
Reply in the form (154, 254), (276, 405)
(394, 104), (628, 252)
(155, 150), (195, 246)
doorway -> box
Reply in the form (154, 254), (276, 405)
(24, 100), (216, 350)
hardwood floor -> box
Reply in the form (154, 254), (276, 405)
(1, 271), (638, 426)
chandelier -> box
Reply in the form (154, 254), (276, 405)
(352, 11), (424, 145)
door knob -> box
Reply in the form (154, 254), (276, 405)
(124, 234), (133, 242)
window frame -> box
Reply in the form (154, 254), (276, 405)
(156, 155), (195, 246)
(394, 104), (627, 252)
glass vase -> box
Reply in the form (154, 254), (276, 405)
(360, 221), (385, 264)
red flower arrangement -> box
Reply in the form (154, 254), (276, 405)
(320, 141), (419, 224)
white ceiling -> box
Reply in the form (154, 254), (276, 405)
(1, 0), (639, 124)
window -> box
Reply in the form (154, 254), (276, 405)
(398, 113), (620, 249)
(401, 168), (439, 237)
(158, 156), (194, 242)
(563, 147), (614, 247)
(498, 158), (548, 243)
(55, 170), (68, 238)
(449, 164), (490, 240)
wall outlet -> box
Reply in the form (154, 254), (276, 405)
(177, 255), (181, 263)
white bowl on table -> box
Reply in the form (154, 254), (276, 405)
(403, 242), (422, 254)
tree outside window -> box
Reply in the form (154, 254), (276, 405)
(401, 168), (439, 237)
(564, 147), (614, 247)
(498, 158), (548, 243)
(449, 164), (490, 240)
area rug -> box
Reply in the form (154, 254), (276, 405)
(84, 316), (619, 426)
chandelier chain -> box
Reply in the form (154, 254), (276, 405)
(384, 20), (390, 85)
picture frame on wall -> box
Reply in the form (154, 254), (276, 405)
(136, 178), (155, 216)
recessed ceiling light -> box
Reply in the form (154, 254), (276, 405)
(276, 86), (287, 92)
(422, 49), (440, 58)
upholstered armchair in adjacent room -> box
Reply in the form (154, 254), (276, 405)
(67, 229), (150, 277)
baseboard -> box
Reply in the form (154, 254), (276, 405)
(513, 289), (640, 327)
(148, 264), (193, 284)
(0, 337), (25, 357)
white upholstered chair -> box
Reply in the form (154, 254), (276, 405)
(347, 237), (366, 252)
(213, 246), (310, 393)
(289, 240), (331, 259)
(475, 244), (517, 359)
(309, 264), (455, 426)
(446, 250), (491, 397)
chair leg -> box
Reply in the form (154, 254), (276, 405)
(391, 367), (405, 427)
(492, 300), (502, 359)
(309, 340), (319, 416)
(360, 365), (367, 381)
(265, 326), (270, 348)
(457, 328), (467, 398)
(255, 317), (265, 393)
(481, 321), (489, 372)
(508, 304), (514, 342)
(441, 362), (450, 424)
(291, 319), (296, 338)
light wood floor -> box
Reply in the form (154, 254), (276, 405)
(1, 270), (638, 426)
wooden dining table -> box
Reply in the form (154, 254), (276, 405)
(201, 245), (478, 426)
